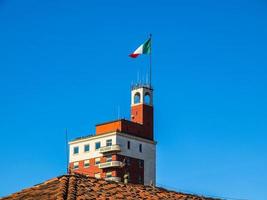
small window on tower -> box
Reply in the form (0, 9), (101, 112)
(144, 93), (151, 104)
(139, 144), (142, 153)
(73, 146), (79, 154)
(106, 139), (112, 147)
(134, 92), (141, 104)
(127, 141), (131, 149)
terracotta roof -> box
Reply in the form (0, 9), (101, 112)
(1, 174), (220, 200)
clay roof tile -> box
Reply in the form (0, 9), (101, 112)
(1, 174), (220, 200)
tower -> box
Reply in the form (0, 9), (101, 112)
(131, 85), (154, 140)
(68, 84), (156, 185)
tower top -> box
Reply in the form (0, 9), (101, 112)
(131, 84), (153, 106)
(131, 83), (153, 91)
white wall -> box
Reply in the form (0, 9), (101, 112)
(69, 134), (116, 162)
(131, 87), (153, 106)
(68, 132), (156, 185)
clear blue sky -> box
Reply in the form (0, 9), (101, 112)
(0, 0), (266, 199)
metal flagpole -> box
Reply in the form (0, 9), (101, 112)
(149, 34), (152, 88)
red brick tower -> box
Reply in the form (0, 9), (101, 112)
(131, 85), (154, 140)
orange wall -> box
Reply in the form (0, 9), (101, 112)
(96, 121), (122, 135)
(95, 117), (153, 140)
(131, 104), (143, 124)
(131, 104), (154, 140)
(95, 103), (154, 140)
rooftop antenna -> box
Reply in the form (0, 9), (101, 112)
(143, 74), (146, 85)
(65, 128), (69, 174)
(137, 70), (140, 86)
(146, 72), (149, 85)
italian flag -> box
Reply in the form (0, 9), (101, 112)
(129, 38), (151, 58)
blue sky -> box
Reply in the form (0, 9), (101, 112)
(0, 0), (267, 199)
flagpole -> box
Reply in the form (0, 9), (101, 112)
(149, 34), (152, 88)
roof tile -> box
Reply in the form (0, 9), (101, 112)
(1, 174), (220, 200)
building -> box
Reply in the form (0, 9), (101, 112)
(68, 84), (156, 185)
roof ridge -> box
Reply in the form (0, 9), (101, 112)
(66, 175), (78, 200)
(56, 175), (69, 200)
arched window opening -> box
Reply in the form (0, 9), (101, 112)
(134, 92), (141, 104)
(144, 93), (151, 104)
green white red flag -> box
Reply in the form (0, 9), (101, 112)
(129, 38), (151, 58)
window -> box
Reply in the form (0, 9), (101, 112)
(144, 92), (151, 104)
(84, 160), (90, 168)
(139, 160), (144, 168)
(138, 175), (143, 183)
(95, 142), (101, 150)
(128, 173), (131, 182)
(95, 173), (101, 179)
(134, 92), (141, 104)
(84, 144), (90, 152)
(73, 162), (79, 170)
(73, 146), (79, 154)
(127, 141), (130, 149)
(106, 139), (112, 147)
(126, 158), (131, 166)
(106, 155), (112, 162)
(95, 158), (100, 165)
(139, 144), (142, 152)
(106, 172), (112, 178)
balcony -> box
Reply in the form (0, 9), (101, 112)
(99, 144), (121, 154)
(105, 176), (121, 182)
(98, 161), (123, 169)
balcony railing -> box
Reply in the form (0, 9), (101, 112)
(105, 176), (121, 182)
(99, 144), (121, 154)
(98, 161), (123, 169)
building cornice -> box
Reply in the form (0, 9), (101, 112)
(69, 132), (117, 145)
(117, 132), (157, 145)
(69, 131), (157, 145)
